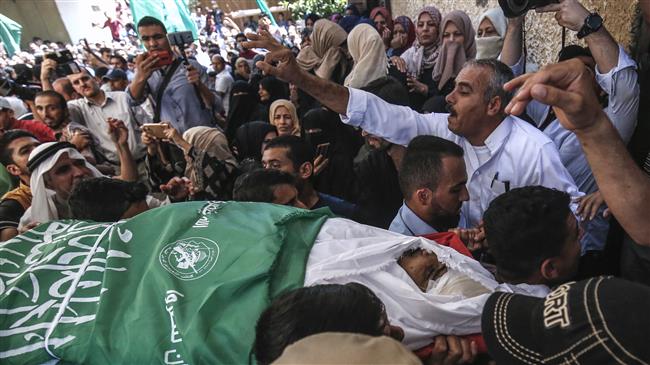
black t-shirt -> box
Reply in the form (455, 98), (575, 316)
(0, 199), (25, 231)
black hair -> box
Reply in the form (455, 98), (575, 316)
(263, 135), (313, 171)
(0, 130), (38, 166)
(99, 47), (112, 55)
(68, 177), (148, 222)
(137, 16), (167, 33)
(232, 168), (297, 203)
(110, 54), (128, 66)
(94, 67), (109, 79)
(34, 90), (67, 110)
(361, 76), (409, 107)
(483, 186), (572, 282)
(398, 136), (464, 198)
(235, 32), (247, 41)
(254, 283), (385, 365)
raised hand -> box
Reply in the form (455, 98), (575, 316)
(504, 58), (605, 133)
(243, 31), (302, 84)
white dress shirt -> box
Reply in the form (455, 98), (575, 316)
(68, 91), (146, 164)
(340, 87), (581, 231)
(511, 45), (639, 251)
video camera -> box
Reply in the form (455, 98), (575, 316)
(0, 65), (41, 101)
(498, 0), (558, 18)
(36, 49), (81, 77)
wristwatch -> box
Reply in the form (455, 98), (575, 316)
(577, 12), (603, 39)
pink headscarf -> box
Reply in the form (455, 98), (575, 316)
(433, 10), (477, 90)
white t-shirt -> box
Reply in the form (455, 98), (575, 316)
(214, 69), (234, 114)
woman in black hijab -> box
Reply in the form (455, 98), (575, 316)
(232, 122), (278, 162)
(257, 76), (289, 122)
(225, 81), (262, 141)
(302, 107), (362, 201)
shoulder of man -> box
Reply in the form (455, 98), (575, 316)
(0, 196), (27, 229)
(506, 114), (556, 148)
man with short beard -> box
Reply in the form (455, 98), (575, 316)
(66, 69), (145, 175)
(391, 136), (469, 236)
(33, 90), (99, 165)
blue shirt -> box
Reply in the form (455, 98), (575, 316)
(389, 202), (437, 236)
(314, 192), (357, 219)
(127, 58), (217, 133)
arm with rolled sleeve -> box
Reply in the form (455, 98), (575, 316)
(596, 45), (639, 143)
(340, 88), (453, 146)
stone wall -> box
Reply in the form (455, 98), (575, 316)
(389, 0), (640, 67)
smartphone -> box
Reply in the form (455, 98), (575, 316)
(150, 49), (174, 68)
(167, 31), (194, 47)
(316, 143), (330, 158)
(142, 123), (167, 139)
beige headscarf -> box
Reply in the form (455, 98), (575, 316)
(269, 99), (301, 137)
(296, 19), (348, 80)
(182, 127), (237, 192)
(432, 10), (477, 90)
(344, 23), (389, 88)
(272, 333), (421, 365)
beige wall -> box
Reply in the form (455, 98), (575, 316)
(389, 0), (639, 67)
(0, 0), (70, 48)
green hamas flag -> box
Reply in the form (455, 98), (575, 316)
(0, 201), (332, 364)
(130, 0), (199, 39)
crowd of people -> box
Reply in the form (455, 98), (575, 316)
(1, 0), (650, 363)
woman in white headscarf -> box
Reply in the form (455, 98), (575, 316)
(344, 23), (389, 89)
(475, 7), (508, 60)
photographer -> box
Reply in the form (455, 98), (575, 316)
(127, 16), (219, 133)
(501, 0), (639, 262)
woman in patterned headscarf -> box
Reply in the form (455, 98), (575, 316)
(395, 6), (443, 110)
(423, 10), (477, 113)
(388, 16), (416, 57)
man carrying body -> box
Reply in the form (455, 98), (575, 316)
(128, 16), (219, 133)
(390, 136), (469, 236)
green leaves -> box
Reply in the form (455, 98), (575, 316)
(280, 0), (347, 20)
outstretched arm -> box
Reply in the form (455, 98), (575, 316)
(243, 31), (450, 146)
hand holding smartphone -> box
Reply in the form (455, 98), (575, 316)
(142, 123), (168, 139)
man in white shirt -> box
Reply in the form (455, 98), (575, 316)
(500, 0), (639, 253)
(65, 69), (146, 173)
(212, 55), (234, 114)
(244, 33), (592, 248)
